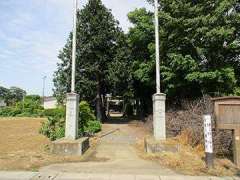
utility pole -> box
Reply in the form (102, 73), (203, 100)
(152, 0), (166, 140)
(42, 76), (47, 105)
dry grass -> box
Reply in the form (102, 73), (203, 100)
(144, 96), (233, 156)
(0, 117), (96, 171)
(135, 130), (239, 176)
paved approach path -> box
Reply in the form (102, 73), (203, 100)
(0, 171), (238, 180)
(40, 123), (175, 176)
(1, 122), (239, 179)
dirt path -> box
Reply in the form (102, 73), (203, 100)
(40, 122), (176, 175)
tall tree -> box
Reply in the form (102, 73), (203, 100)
(127, 8), (156, 115)
(0, 86), (26, 106)
(53, 0), (131, 120)
(128, 0), (240, 104)
(0, 86), (8, 100)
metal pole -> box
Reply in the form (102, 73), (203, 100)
(42, 76), (46, 98)
(71, 0), (78, 93)
(42, 76), (47, 105)
(154, 0), (161, 94)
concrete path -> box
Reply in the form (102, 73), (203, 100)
(0, 171), (239, 180)
(32, 123), (239, 180)
(39, 124), (175, 175)
(1, 123), (240, 179)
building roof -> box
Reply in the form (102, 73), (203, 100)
(212, 96), (240, 101)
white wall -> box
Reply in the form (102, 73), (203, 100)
(44, 97), (57, 109)
(0, 100), (6, 107)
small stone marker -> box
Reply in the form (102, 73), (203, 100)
(203, 114), (213, 168)
(212, 96), (240, 167)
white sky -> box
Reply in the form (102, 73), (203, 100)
(0, 0), (153, 96)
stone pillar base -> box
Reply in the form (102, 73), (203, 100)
(65, 93), (79, 140)
(51, 137), (89, 156)
(152, 93), (166, 140)
(144, 137), (179, 153)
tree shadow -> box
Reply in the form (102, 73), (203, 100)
(104, 112), (141, 124)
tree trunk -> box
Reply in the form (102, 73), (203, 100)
(96, 73), (103, 121)
(101, 94), (108, 121)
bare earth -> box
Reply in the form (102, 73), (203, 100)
(0, 117), (175, 176)
(0, 117), (238, 177)
(0, 118), (93, 171)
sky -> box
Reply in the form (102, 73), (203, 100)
(0, 0), (152, 96)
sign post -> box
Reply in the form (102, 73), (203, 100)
(203, 114), (214, 168)
(212, 96), (240, 167)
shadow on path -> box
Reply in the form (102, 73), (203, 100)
(39, 116), (177, 176)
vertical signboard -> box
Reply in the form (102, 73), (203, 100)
(203, 114), (213, 167)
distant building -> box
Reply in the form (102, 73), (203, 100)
(43, 96), (58, 109)
(0, 99), (6, 108)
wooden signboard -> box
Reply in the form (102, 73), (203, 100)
(212, 96), (240, 167)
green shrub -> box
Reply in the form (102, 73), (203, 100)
(0, 95), (44, 117)
(16, 95), (43, 114)
(39, 116), (65, 141)
(0, 107), (11, 117)
(234, 87), (240, 96)
(0, 106), (45, 117)
(43, 108), (65, 118)
(79, 101), (102, 136)
(84, 120), (102, 135)
(0, 107), (21, 117)
(40, 101), (101, 141)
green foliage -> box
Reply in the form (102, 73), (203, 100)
(16, 95), (43, 114)
(43, 108), (65, 118)
(40, 107), (66, 141)
(234, 87), (240, 96)
(84, 120), (102, 135)
(79, 101), (101, 135)
(0, 95), (45, 117)
(39, 116), (65, 141)
(0, 107), (21, 117)
(0, 94), (65, 119)
(53, 0), (132, 120)
(40, 101), (101, 141)
(0, 86), (8, 101)
(128, 1), (240, 103)
(0, 86), (26, 106)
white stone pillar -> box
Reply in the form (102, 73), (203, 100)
(65, 93), (79, 140)
(153, 93), (166, 140)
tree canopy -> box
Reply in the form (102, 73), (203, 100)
(54, 0), (240, 117)
(0, 86), (26, 106)
(53, 0), (131, 120)
(128, 0), (240, 104)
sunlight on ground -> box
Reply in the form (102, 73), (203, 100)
(0, 118), (94, 171)
(135, 131), (239, 176)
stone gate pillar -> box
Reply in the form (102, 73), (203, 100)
(153, 93), (166, 140)
(65, 93), (79, 140)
